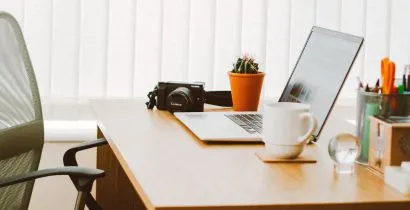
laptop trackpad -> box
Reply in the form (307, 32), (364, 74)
(174, 112), (261, 142)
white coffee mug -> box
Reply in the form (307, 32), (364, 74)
(262, 102), (317, 158)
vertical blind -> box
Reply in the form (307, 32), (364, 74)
(0, 0), (409, 101)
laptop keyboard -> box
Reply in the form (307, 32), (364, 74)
(225, 114), (263, 134)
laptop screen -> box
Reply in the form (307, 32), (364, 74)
(279, 27), (363, 139)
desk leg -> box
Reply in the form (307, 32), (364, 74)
(96, 129), (146, 210)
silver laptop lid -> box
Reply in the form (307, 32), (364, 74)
(279, 27), (363, 141)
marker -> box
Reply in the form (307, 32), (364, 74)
(405, 65), (410, 91)
(407, 74), (410, 91)
(398, 84), (405, 94)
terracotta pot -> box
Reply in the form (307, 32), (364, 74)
(228, 72), (265, 111)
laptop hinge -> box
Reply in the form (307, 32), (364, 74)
(311, 135), (318, 143)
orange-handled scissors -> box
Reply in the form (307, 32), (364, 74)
(381, 58), (398, 114)
(381, 58), (395, 94)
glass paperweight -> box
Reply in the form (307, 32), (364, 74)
(328, 133), (361, 174)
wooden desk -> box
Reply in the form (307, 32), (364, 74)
(92, 100), (410, 210)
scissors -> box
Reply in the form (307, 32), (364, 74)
(381, 57), (398, 115)
(381, 57), (396, 94)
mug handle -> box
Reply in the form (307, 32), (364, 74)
(298, 113), (318, 145)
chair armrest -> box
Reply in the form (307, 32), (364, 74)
(63, 138), (107, 167)
(63, 138), (108, 210)
(0, 166), (104, 192)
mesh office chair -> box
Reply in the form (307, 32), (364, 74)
(0, 12), (107, 210)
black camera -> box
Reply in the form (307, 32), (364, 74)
(156, 81), (205, 112)
(146, 81), (232, 113)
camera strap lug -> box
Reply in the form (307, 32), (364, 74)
(146, 86), (158, 109)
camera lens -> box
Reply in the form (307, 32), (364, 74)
(166, 87), (195, 112)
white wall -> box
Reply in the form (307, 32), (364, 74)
(1, 0), (409, 101)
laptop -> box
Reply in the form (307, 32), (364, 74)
(175, 27), (364, 142)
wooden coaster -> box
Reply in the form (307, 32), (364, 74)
(255, 150), (317, 163)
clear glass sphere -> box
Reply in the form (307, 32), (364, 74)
(328, 133), (361, 174)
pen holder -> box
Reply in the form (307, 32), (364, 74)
(357, 90), (410, 164)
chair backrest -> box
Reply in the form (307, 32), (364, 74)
(0, 12), (44, 210)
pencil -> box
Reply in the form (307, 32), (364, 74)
(373, 79), (380, 93)
(365, 84), (370, 92)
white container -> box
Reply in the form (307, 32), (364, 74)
(384, 166), (410, 195)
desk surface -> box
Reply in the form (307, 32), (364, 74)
(92, 100), (410, 210)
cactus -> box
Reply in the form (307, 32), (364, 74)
(231, 55), (259, 74)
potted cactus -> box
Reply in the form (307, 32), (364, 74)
(228, 55), (265, 111)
